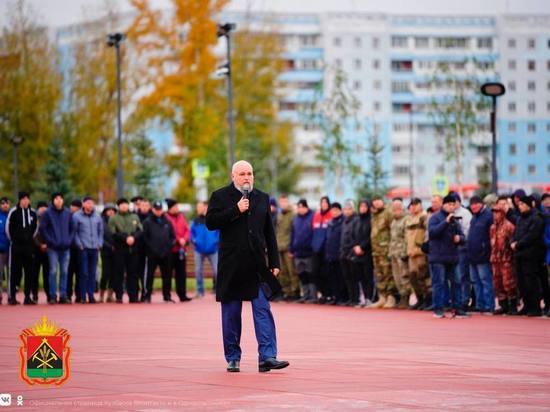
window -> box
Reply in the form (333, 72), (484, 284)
(528, 60), (536, 71)
(547, 123), (550, 132)
(393, 165), (410, 175)
(547, 102), (550, 112)
(477, 37), (492, 49)
(528, 164), (536, 175)
(436, 165), (445, 174)
(353, 80), (361, 90)
(353, 59), (362, 70)
(548, 80), (550, 91)
(335, 58), (342, 69)
(373, 80), (381, 90)
(547, 143), (550, 153)
(373, 101), (381, 111)
(372, 37), (380, 49)
(509, 164), (517, 176)
(527, 143), (536, 154)
(527, 123), (536, 133)
(333, 37), (341, 47)
(354, 37), (362, 47)
(508, 102), (516, 113)
(508, 81), (516, 92)
(508, 38), (516, 48)
(373, 59), (380, 70)
(509, 144), (517, 155)
(528, 38), (536, 49)
(508, 60), (516, 70)
(435, 37), (468, 49)
(508, 122), (516, 132)
(415, 37), (429, 48)
(527, 81), (536, 91)
(392, 81), (410, 93)
(393, 123), (408, 132)
(391, 60), (412, 72)
(392, 36), (408, 48)
(528, 102), (536, 113)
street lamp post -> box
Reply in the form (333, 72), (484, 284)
(10, 135), (24, 200)
(408, 107), (414, 199)
(107, 32), (125, 198)
(481, 82), (506, 194)
(217, 23), (237, 168)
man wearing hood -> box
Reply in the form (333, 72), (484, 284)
(311, 196), (333, 303)
(352, 199), (375, 307)
(324, 202), (346, 304)
(39, 192), (75, 304)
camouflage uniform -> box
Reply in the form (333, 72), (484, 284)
(405, 212), (431, 300)
(276, 210), (300, 297)
(389, 214), (411, 299)
(371, 206), (396, 296)
(490, 217), (516, 300)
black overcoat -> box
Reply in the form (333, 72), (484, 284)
(205, 183), (281, 302)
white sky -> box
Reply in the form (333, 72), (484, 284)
(1, 0), (549, 29)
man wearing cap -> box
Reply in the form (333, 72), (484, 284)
(100, 204), (117, 302)
(165, 198), (192, 302)
(450, 192), (473, 312)
(0, 197), (11, 304)
(324, 202), (346, 304)
(108, 198), (143, 303)
(39, 193), (75, 304)
(428, 194), (466, 318)
(206, 160), (288, 373)
(290, 199), (315, 302)
(511, 195), (546, 316)
(135, 199), (151, 302)
(389, 198), (412, 309)
(142, 201), (175, 303)
(467, 196), (495, 314)
(73, 196), (103, 303)
(490, 196), (517, 315)
(405, 198), (431, 310)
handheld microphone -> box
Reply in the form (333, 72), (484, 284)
(242, 183), (250, 200)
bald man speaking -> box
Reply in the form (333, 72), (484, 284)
(206, 160), (289, 373)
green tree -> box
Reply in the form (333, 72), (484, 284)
(128, 132), (164, 200)
(428, 58), (493, 196)
(34, 135), (74, 201)
(357, 129), (389, 200)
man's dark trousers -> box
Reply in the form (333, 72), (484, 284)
(221, 284), (277, 362)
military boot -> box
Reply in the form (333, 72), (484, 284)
(383, 294), (396, 309)
(368, 294), (386, 308)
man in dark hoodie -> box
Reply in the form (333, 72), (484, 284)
(39, 193), (75, 304)
(511, 195), (546, 316)
(100, 204), (117, 302)
(311, 196), (332, 303)
(339, 200), (358, 306)
(352, 199), (375, 307)
(289, 199), (315, 303)
(33, 201), (50, 303)
(67, 199), (82, 302)
(324, 202), (346, 304)
(6, 192), (38, 305)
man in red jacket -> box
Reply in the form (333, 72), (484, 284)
(165, 198), (192, 302)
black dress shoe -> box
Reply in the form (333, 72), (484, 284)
(226, 360), (240, 372)
(258, 358), (289, 373)
(23, 297), (36, 305)
(180, 296), (192, 302)
(8, 298), (20, 305)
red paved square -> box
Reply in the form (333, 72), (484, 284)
(1, 294), (550, 411)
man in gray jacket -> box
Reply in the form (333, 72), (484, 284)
(73, 196), (103, 303)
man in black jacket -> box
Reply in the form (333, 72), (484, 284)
(206, 160), (288, 373)
(142, 201), (175, 303)
(339, 200), (358, 306)
(511, 195), (546, 316)
(6, 192), (38, 305)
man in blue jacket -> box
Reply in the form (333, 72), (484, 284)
(40, 192), (75, 304)
(73, 196), (103, 303)
(289, 199), (315, 303)
(324, 202), (345, 304)
(0, 197), (10, 304)
(191, 201), (219, 298)
(428, 194), (466, 318)
(467, 196), (495, 314)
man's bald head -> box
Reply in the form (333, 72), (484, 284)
(231, 160), (254, 190)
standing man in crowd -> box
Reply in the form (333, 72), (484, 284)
(100, 204), (117, 303)
(109, 198), (143, 303)
(67, 199), (82, 302)
(369, 196), (396, 308)
(511, 195), (546, 316)
(0, 197), (10, 304)
(190, 201), (219, 298)
(324, 202), (345, 304)
(290, 199), (315, 303)
(451, 193), (473, 311)
(142, 201), (175, 303)
(33, 201), (50, 303)
(311, 196), (332, 303)
(136, 199), (151, 302)
(351, 199), (374, 307)
(206, 160), (288, 373)
(428, 194), (466, 318)
(389, 198), (411, 309)
(490, 196), (517, 315)
(467, 196), (494, 314)
(73, 196), (103, 304)
(405, 198), (431, 310)
(165, 198), (191, 302)
(40, 193), (74, 305)
(275, 194), (298, 301)
(340, 200), (358, 306)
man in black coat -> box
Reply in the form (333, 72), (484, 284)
(206, 160), (289, 373)
(142, 201), (176, 303)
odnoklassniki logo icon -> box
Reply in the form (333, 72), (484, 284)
(19, 316), (71, 386)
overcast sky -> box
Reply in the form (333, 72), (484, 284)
(1, 0), (549, 28)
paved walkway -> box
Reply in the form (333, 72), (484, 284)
(1, 294), (550, 411)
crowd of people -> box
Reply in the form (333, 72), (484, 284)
(0, 192), (219, 305)
(1, 188), (549, 318)
(272, 190), (550, 318)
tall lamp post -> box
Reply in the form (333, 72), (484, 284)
(107, 32), (125, 198)
(10, 135), (24, 200)
(217, 22), (237, 168)
(481, 82), (505, 194)
(408, 106), (414, 198)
